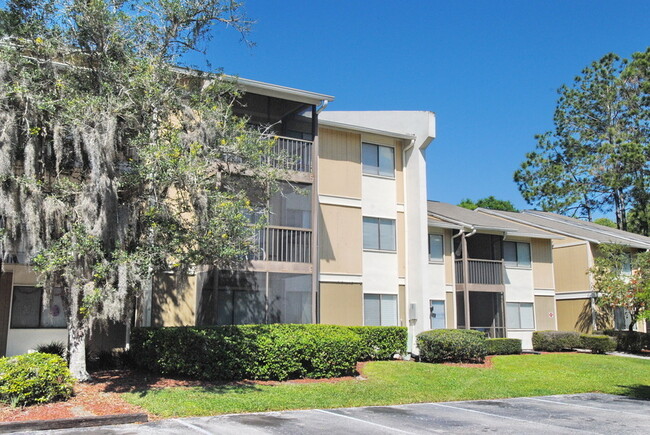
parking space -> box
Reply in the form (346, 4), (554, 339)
(20, 393), (650, 434)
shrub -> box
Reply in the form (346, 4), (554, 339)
(130, 324), (363, 381)
(599, 330), (645, 353)
(0, 352), (74, 407)
(532, 331), (580, 352)
(416, 329), (487, 363)
(35, 342), (67, 360)
(486, 338), (522, 355)
(579, 334), (617, 354)
(347, 326), (407, 360)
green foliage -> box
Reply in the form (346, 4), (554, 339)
(129, 325), (364, 381)
(347, 326), (407, 360)
(579, 334), (617, 354)
(532, 330), (581, 351)
(0, 352), (74, 407)
(485, 338), (522, 355)
(416, 329), (487, 363)
(35, 341), (67, 360)
(590, 244), (650, 330)
(599, 330), (647, 353)
(593, 217), (617, 228)
(515, 50), (650, 230)
(458, 196), (518, 212)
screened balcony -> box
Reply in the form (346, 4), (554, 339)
(269, 136), (313, 173)
(455, 259), (504, 286)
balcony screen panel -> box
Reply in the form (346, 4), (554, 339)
(378, 145), (395, 177)
(379, 219), (396, 251)
(10, 286), (41, 328)
(268, 273), (312, 324)
(362, 143), (379, 175)
(364, 294), (381, 326)
(517, 243), (531, 267)
(216, 271), (266, 325)
(363, 217), (379, 250)
(519, 303), (534, 329)
(506, 302), (520, 329)
(380, 294), (398, 326)
(269, 183), (312, 229)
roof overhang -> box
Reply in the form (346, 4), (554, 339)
(319, 119), (415, 140)
(232, 76), (334, 106)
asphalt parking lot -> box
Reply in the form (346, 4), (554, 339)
(18, 393), (650, 434)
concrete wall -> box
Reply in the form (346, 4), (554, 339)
(553, 241), (591, 293)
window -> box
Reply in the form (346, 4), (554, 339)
(430, 300), (446, 329)
(614, 306), (634, 330)
(506, 302), (535, 329)
(429, 234), (443, 262)
(364, 294), (398, 326)
(10, 286), (66, 328)
(503, 241), (531, 267)
(363, 217), (396, 251)
(362, 143), (394, 177)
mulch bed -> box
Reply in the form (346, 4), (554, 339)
(0, 362), (371, 423)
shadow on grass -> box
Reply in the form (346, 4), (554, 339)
(88, 369), (262, 398)
(618, 384), (650, 400)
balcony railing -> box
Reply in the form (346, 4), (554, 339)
(255, 226), (312, 263)
(455, 259), (504, 285)
(269, 136), (313, 173)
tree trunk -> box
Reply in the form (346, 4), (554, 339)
(68, 318), (90, 382)
(614, 189), (627, 231)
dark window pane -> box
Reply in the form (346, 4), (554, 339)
(268, 273), (312, 324)
(11, 286), (41, 328)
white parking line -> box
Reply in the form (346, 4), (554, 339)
(521, 397), (650, 416)
(314, 409), (421, 434)
(174, 418), (215, 435)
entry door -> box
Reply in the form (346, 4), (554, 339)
(0, 272), (12, 357)
(430, 300), (446, 330)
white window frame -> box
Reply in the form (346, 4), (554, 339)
(503, 241), (531, 268)
(363, 293), (398, 326)
(362, 143), (395, 178)
(428, 233), (444, 263)
(363, 217), (396, 252)
(506, 302), (535, 330)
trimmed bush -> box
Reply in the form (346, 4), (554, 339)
(599, 330), (645, 353)
(417, 329), (487, 363)
(0, 352), (74, 407)
(130, 324), (364, 381)
(579, 334), (617, 354)
(348, 326), (407, 360)
(35, 341), (67, 360)
(486, 338), (522, 355)
(532, 331), (580, 352)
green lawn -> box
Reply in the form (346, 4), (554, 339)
(122, 354), (650, 418)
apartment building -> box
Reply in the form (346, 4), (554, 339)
(424, 202), (558, 349)
(481, 209), (650, 333)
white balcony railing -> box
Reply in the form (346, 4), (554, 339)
(254, 226), (312, 263)
(270, 136), (313, 173)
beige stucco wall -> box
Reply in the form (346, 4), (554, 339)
(152, 273), (197, 327)
(534, 295), (557, 331)
(556, 298), (593, 333)
(532, 239), (554, 290)
(319, 282), (363, 326)
(319, 204), (363, 275)
(445, 291), (455, 329)
(553, 243), (591, 292)
(319, 128), (362, 199)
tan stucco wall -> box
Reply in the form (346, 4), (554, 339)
(445, 291), (455, 329)
(319, 282), (363, 326)
(556, 298), (593, 333)
(397, 212), (406, 278)
(444, 230), (454, 286)
(319, 204), (362, 274)
(152, 273), (197, 327)
(319, 128), (362, 199)
(553, 243), (591, 292)
(532, 239), (554, 290)
(534, 295), (557, 331)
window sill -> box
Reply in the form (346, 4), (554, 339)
(428, 260), (444, 265)
(363, 249), (397, 254)
(504, 265), (532, 270)
(362, 173), (395, 181)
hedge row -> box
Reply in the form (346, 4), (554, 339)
(417, 329), (487, 363)
(0, 353), (74, 407)
(597, 330), (650, 353)
(579, 334), (617, 354)
(532, 331), (581, 352)
(129, 324), (406, 381)
(486, 338), (522, 355)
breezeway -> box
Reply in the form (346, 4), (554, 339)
(18, 393), (650, 434)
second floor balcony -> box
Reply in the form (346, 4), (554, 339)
(253, 226), (312, 264)
(455, 258), (504, 289)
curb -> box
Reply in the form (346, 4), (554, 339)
(0, 413), (148, 433)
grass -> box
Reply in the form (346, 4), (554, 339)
(122, 353), (650, 418)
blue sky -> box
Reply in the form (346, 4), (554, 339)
(193, 1), (649, 213)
